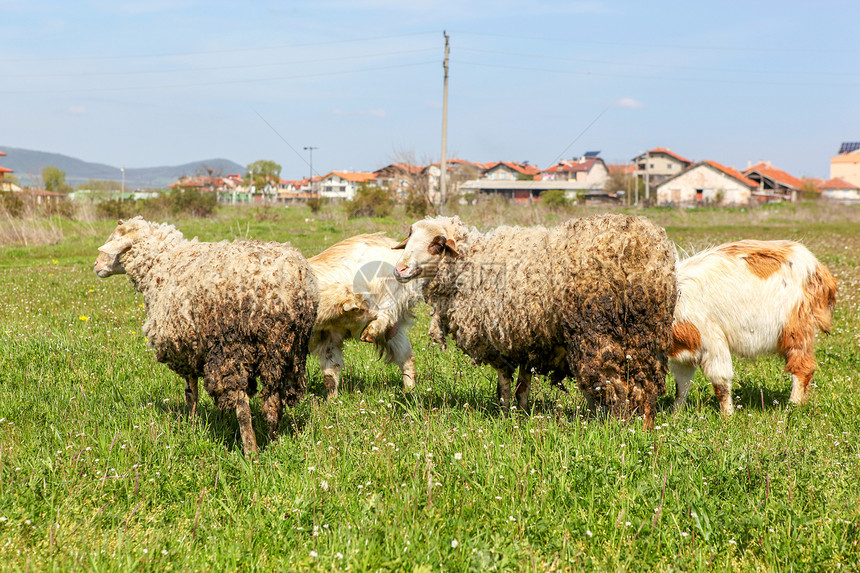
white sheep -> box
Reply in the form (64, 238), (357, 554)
(308, 233), (422, 397)
(94, 217), (319, 453)
(670, 239), (837, 415)
(393, 214), (677, 427)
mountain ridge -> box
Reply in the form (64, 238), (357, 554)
(0, 146), (245, 189)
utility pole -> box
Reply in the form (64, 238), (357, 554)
(439, 31), (450, 211)
(304, 146), (318, 197)
(121, 166), (125, 202)
(644, 151), (650, 205)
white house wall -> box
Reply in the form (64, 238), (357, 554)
(657, 166), (751, 206)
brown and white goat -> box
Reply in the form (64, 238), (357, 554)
(308, 233), (423, 398)
(670, 239), (837, 415)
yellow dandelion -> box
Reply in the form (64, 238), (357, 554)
(79, 316), (89, 322)
(88, 289), (93, 293)
(52, 259), (58, 264)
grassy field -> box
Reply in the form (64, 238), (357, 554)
(0, 202), (858, 571)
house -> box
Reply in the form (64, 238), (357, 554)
(277, 178), (317, 204)
(374, 163), (424, 196)
(830, 142), (860, 187)
(423, 159), (487, 203)
(459, 180), (585, 203)
(819, 177), (860, 204)
(656, 160), (757, 206)
(541, 155), (609, 190)
(0, 150), (20, 193)
(742, 161), (805, 202)
(632, 148), (693, 191)
(319, 171), (377, 201)
(480, 161), (541, 182)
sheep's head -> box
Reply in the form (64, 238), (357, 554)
(392, 217), (460, 283)
(93, 217), (146, 278)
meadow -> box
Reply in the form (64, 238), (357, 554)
(0, 201), (858, 571)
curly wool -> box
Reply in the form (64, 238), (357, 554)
(424, 213), (677, 424)
(106, 217), (318, 432)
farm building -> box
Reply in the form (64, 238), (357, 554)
(742, 161), (806, 202)
(656, 160), (757, 207)
(632, 147), (693, 190)
(819, 177), (860, 203)
(830, 142), (860, 187)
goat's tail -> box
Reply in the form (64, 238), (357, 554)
(805, 261), (838, 334)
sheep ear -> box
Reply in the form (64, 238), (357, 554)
(392, 227), (412, 249)
(444, 238), (459, 257)
(101, 237), (133, 256)
(342, 301), (360, 312)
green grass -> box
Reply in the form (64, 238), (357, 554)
(0, 203), (859, 571)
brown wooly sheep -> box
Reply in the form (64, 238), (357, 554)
(94, 217), (319, 453)
(392, 214), (677, 428)
(308, 233), (423, 397)
(670, 239), (837, 415)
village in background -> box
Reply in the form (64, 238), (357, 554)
(1, 143), (859, 211)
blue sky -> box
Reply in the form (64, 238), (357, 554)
(1, 0), (858, 180)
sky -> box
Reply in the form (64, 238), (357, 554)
(1, 0), (859, 180)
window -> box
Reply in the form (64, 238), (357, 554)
(695, 189), (703, 202)
(667, 163), (674, 169)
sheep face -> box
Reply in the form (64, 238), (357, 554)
(392, 219), (459, 283)
(94, 221), (136, 278)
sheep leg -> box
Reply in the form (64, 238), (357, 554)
(496, 369), (514, 415)
(184, 376), (199, 418)
(387, 327), (416, 391)
(700, 345), (734, 415)
(318, 341), (344, 399)
(235, 389), (258, 454)
(260, 389), (282, 443)
(784, 346), (816, 406)
(515, 369), (532, 411)
(670, 362), (697, 413)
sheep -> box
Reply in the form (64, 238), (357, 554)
(670, 239), (837, 415)
(94, 216), (319, 454)
(308, 233), (422, 397)
(392, 214), (677, 427)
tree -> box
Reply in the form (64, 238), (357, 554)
(244, 160), (282, 190)
(603, 166), (640, 204)
(42, 166), (72, 193)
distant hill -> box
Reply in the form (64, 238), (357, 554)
(0, 146), (245, 190)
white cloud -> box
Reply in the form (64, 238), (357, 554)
(615, 97), (644, 109)
(69, 106), (87, 115)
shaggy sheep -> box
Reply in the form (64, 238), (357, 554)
(308, 233), (422, 397)
(94, 217), (319, 453)
(393, 214), (677, 427)
(670, 239), (837, 415)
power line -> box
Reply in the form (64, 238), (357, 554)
(3, 48), (438, 79)
(454, 60), (860, 88)
(0, 31), (439, 63)
(457, 47), (860, 79)
(0, 60), (438, 95)
(451, 30), (859, 54)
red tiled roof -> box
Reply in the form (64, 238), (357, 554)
(0, 166), (14, 173)
(328, 171), (377, 183)
(543, 158), (600, 174)
(648, 147), (692, 165)
(703, 160), (759, 188)
(742, 162), (805, 190)
(485, 161), (541, 176)
(607, 164), (635, 174)
(820, 177), (858, 190)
